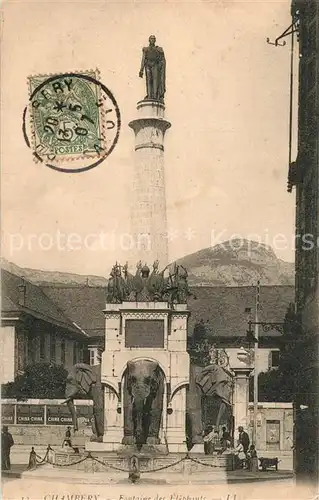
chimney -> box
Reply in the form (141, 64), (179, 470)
(18, 281), (26, 306)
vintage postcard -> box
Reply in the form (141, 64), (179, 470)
(1, 0), (318, 500)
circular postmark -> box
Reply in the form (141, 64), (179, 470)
(23, 70), (121, 173)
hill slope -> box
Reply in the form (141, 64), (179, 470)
(1, 259), (107, 286)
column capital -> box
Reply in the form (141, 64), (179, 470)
(128, 117), (171, 135)
(232, 366), (253, 378)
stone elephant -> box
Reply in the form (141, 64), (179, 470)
(186, 363), (233, 448)
(64, 363), (104, 442)
(122, 359), (164, 450)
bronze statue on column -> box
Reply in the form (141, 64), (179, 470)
(139, 35), (166, 102)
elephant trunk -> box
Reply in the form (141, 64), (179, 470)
(132, 396), (147, 449)
(66, 399), (78, 432)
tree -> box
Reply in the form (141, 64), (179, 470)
(249, 369), (294, 402)
(249, 302), (310, 402)
(187, 320), (215, 366)
(2, 363), (68, 400)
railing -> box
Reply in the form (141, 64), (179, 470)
(28, 444), (235, 480)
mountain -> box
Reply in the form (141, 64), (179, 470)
(175, 239), (294, 286)
(1, 258), (107, 286)
(1, 239), (294, 287)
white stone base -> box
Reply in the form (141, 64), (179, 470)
(85, 441), (118, 452)
(189, 444), (205, 454)
(167, 442), (188, 453)
(102, 427), (123, 449)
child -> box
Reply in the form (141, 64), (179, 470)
(235, 440), (246, 469)
(203, 425), (215, 455)
(247, 444), (258, 472)
(62, 426), (72, 449)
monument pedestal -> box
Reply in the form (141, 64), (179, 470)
(101, 299), (190, 452)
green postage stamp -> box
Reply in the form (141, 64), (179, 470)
(26, 70), (120, 172)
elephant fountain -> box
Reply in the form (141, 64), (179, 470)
(186, 363), (233, 448)
(64, 360), (233, 450)
(64, 359), (165, 448)
(122, 359), (164, 450)
(64, 363), (104, 442)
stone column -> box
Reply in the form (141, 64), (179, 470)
(166, 387), (188, 453)
(102, 386), (122, 450)
(232, 367), (253, 435)
(100, 305), (122, 449)
(129, 100), (171, 267)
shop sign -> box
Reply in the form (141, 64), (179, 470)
(46, 405), (73, 425)
(16, 405), (44, 424)
(75, 405), (94, 426)
(2, 404), (15, 424)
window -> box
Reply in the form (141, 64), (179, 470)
(79, 345), (84, 363)
(50, 333), (56, 362)
(27, 335), (35, 364)
(89, 349), (95, 365)
(40, 336), (45, 361)
(73, 342), (77, 365)
(17, 331), (25, 371)
(270, 350), (280, 368)
(89, 348), (98, 366)
(24, 334), (29, 366)
(61, 339), (66, 366)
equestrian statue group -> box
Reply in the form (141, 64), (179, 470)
(106, 260), (192, 304)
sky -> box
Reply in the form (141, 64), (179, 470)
(1, 0), (297, 276)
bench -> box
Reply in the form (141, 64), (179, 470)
(259, 457), (279, 471)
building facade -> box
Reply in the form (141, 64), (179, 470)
(288, 0), (319, 483)
(1, 270), (88, 383)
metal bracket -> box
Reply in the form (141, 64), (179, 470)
(266, 20), (299, 47)
(266, 37), (286, 47)
(248, 320), (284, 335)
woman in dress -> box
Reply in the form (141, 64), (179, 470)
(247, 444), (259, 472)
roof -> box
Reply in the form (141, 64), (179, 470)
(1, 269), (86, 337)
(41, 284), (106, 337)
(41, 283), (294, 340)
(188, 285), (295, 338)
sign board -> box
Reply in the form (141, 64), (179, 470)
(125, 319), (164, 348)
(46, 405), (73, 425)
(16, 405), (45, 424)
(2, 404), (15, 424)
(76, 405), (94, 426)
(266, 419), (280, 443)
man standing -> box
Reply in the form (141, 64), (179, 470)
(220, 426), (232, 451)
(139, 35), (166, 102)
(2, 426), (14, 470)
(238, 426), (250, 454)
